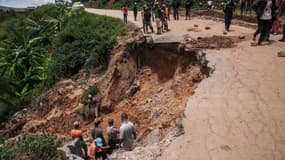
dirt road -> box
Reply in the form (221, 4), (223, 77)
(87, 9), (285, 160)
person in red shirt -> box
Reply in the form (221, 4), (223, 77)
(121, 5), (128, 24)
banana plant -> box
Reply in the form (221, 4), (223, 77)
(0, 36), (47, 97)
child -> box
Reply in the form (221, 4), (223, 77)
(161, 5), (169, 32)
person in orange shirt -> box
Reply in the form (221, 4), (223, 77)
(70, 121), (88, 158)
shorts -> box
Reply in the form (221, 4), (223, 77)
(145, 21), (152, 27)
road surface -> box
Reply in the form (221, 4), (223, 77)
(87, 8), (285, 160)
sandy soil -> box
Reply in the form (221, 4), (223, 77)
(86, 9), (285, 160)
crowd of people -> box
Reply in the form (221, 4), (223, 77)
(120, 0), (285, 45)
(121, 0), (194, 34)
(70, 112), (136, 160)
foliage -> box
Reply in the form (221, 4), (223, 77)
(0, 77), (20, 122)
(0, 134), (61, 160)
(16, 134), (61, 160)
(45, 13), (125, 87)
(0, 4), (124, 122)
(110, 0), (146, 9)
(0, 143), (16, 160)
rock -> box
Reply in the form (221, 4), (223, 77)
(223, 31), (227, 35)
(144, 128), (160, 145)
(157, 87), (163, 93)
(238, 35), (245, 39)
(146, 98), (153, 103)
(278, 51), (285, 57)
(57, 138), (86, 160)
(194, 24), (199, 27)
(125, 83), (140, 97)
(205, 26), (211, 30)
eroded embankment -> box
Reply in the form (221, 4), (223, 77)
(0, 32), (211, 147)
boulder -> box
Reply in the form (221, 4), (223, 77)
(57, 138), (86, 160)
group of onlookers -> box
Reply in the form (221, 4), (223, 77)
(223, 0), (285, 45)
(122, 0), (194, 34)
(70, 112), (136, 160)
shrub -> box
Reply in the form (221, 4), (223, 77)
(45, 12), (125, 87)
(16, 134), (61, 160)
(0, 144), (16, 160)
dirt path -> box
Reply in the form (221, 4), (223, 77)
(86, 9), (285, 160)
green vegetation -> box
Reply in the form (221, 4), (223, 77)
(0, 143), (16, 160)
(0, 4), (125, 122)
(46, 13), (125, 87)
(0, 134), (61, 160)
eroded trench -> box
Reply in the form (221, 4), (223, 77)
(106, 40), (212, 145)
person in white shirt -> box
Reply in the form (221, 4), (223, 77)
(119, 113), (136, 151)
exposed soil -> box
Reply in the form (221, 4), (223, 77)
(182, 35), (245, 50)
(0, 27), (211, 145)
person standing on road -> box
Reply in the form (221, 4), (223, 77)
(133, 2), (138, 21)
(252, 0), (277, 45)
(224, 0), (236, 32)
(172, 0), (180, 20)
(119, 113), (136, 151)
(280, 0), (285, 41)
(185, 0), (193, 20)
(167, 0), (171, 21)
(144, 5), (154, 33)
(154, 2), (163, 34)
(271, 0), (282, 34)
(121, 5), (128, 24)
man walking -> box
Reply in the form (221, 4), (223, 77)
(224, 0), (236, 32)
(253, 0), (277, 45)
(172, 0), (180, 20)
(119, 113), (136, 151)
(185, 0), (193, 20)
